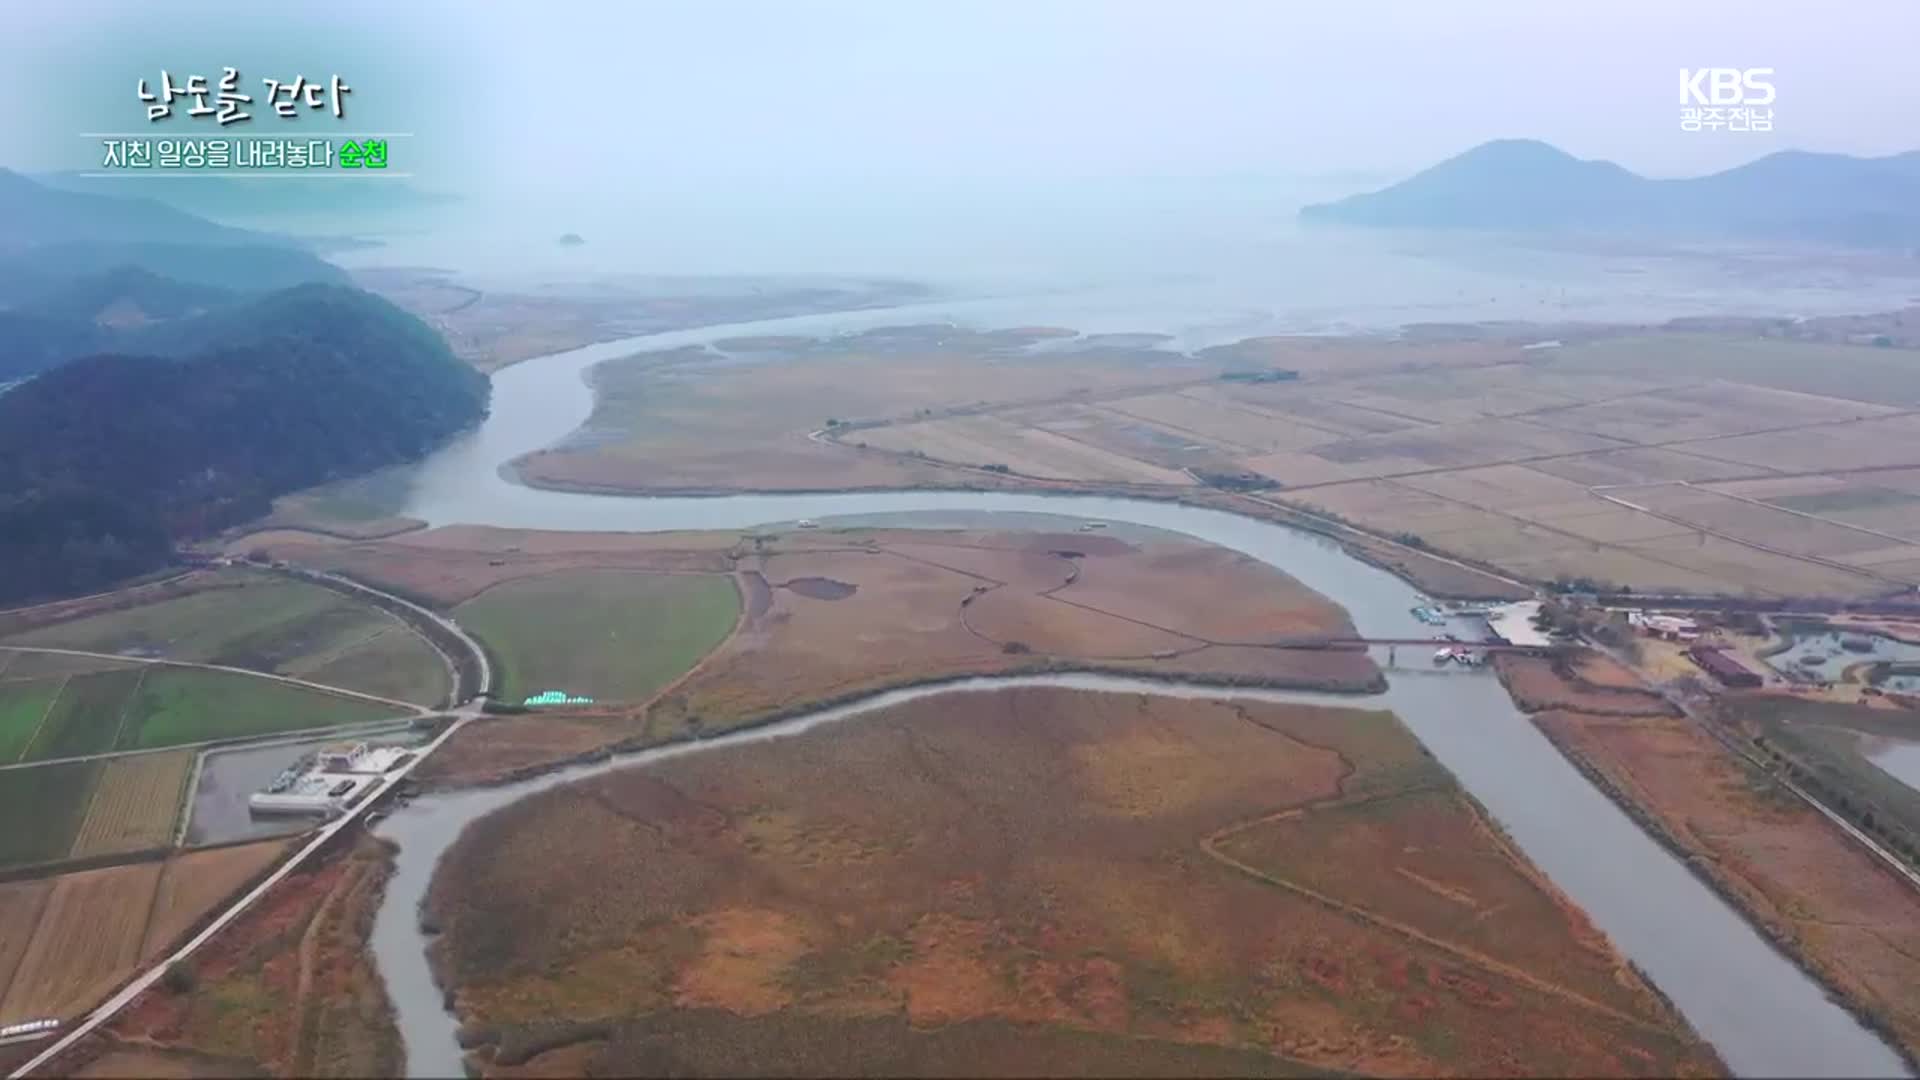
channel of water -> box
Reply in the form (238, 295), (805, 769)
(369, 304), (1909, 1078)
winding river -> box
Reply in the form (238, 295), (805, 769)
(372, 300), (1910, 1078)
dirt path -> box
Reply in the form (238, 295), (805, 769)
(1198, 791), (1674, 1034)
(12, 675), (71, 764)
(288, 857), (357, 1076)
(0, 646), (427, 716)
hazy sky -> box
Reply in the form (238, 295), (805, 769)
(6, 0), (1916, 196)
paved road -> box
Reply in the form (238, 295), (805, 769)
(6, 562), (498, 1078)
(265, 564), (493, 701)
(7, 703), (481, 1079)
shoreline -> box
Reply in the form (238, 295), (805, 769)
(423, 657), (1390, 794)
(407, 671), (1723, 1076)
(1527, 713), (1920, 1073)
(495, 466), (1532, 603)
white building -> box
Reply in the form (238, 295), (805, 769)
(1627, 611), (1700, 641)
(249, 743), (413, 817)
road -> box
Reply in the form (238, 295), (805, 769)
(0, 645), (429, 715)
(6, 705), (480, 1079)
(1603, 641), (1920, 895)
(262, 563), (493, 702)
(6, 561), (497, 1078)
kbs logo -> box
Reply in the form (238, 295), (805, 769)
(1678, 68), (1775, 133)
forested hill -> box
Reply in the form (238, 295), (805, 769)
(0, 284), (489, 602)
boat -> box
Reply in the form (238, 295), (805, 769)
(1411, 605), (1450, 626)
(1434, 647), (1459, 664)
(796, 519), (818, 529)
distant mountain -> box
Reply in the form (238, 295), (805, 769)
(32, 170), (459, 222)
(0, 167), (282, 252)
(0, 241), (346, 305)
(0, 169), (345, 307)
(0, 284), (489, 602)
(1299, 140), (1920, 249)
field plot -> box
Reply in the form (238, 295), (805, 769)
(79, 833), (400, 1078)
(279, 626), (451, 708)
(456, 570), (740, 702)
(1537, 381), (1896, 444)
(426, 688), (1711, 1077)
(0, 677), (63, 763)
(0, 761), (102, 869)
(234, 525), (739, 607)
(0, 572), (377, 666)
(1215, 787), (1652, 1016)
(1306, 418), (1625, 478)
(862, 414), (1194, 484)
(0, 882), (50, 1001)
(25, 668), (145, 761)
(1543, 335), (1920, 405)
(0, 860), (162, 1023)
(69, 751), (196, 859)
(516, 330), (1220, 494)
(139, 839), (291, 960)
(0, 651), (136, 682)
(1673, 414), (1920, 475)
(1021, 406), (1243, 475)
(0, 570), (447, 705)
(116, 667), (399, 750)
(1187, 383), (1424, 437)
(0, 837), (301, 1044)
(1097, 392), (1339, 453)
(1526, 447), (1759, 487)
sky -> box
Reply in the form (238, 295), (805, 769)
(4, 0), (1916, 198)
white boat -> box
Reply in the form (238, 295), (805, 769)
(796, 519), (818, 529)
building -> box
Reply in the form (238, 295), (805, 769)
(316, 741), (369, 772)
(249, 743), (414, 818)
(1486, 601), (1552, 648)
(1686, 645), (1763, 688)
(1628, 611), (1700, 641)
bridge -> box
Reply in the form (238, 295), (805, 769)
(1329, 637), (1552, 653)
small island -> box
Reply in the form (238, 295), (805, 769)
(557, 233), (585, 247)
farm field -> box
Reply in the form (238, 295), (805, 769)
(511, 324), (1227, 495)
(487, 325), (1920, 600)
(424, 687), (1713, 1077)
(278, 626), (451, 708)
(0, 760), (103, 869)
(10, 664), (398, 761)
(0, 569), (448, 706)
(69, 751), (196, 859)
(139, 840), (293, 960)
(0, 860), (164, 1023)
(122, 668), (400, 749)
(68, 833), (398, 1079)
(0, 677), (63, 762)
(0, 839), (293, 1035)
(455, 570), (740, 703)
